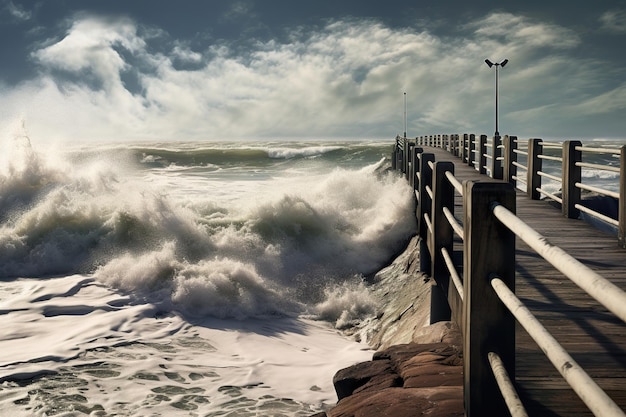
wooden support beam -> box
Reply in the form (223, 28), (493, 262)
(562, 140), (582, 219)
(463, 181), (516, 417)
(527, 138), (543, 200)
(430, 161), (455, 323)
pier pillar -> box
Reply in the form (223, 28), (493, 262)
(479, 135), (487, 175)
(527, 138), (543, 200)
(503, 135), (517, 184)
(491, 134), (503, 180)
(468, 134), (476, 168)
(562, 140), (582, 219)
(417, 153), (435, 275)
(461, 134), (468, 164)
(429, 161), (455, 323)
(410, 146), (423, 189)
(463, 181), (516, 417)
(617, 145), (626, 249)
(406, 142), (414, 181)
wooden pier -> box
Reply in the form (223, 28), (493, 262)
(393, 136), (626, 417)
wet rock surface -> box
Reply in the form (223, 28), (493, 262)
(315, 336), (463, 417)
(312, 234), (465, 417)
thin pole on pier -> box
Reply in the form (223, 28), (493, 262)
(485, 59), (508, 137)
(403, 92), (407, 138)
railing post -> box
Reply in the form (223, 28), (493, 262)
(461, 133), (469, 164)
(562, 140), (582, 219)
(479, 134), (487, 175)
(503, 135), (517, 184)
(617, 145), (626, 249)
(411, 146), (423, 189)
(450, 134), (455, 156)
(463, 181), (516, 417)
(468, 134), (476, 168)
(417, 153), (435, 275)
(392, 138), (397, 170)
(491, 134), (504, 179)
(527, 138), (543, 200)
(406, 142), (414, 181)
(430, 161), (455, 323)
(402, 139), (409, 176)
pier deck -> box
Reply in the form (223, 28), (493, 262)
(424, 146), (626, 417)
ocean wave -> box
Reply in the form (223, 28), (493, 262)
(0, 137), (413, 324)
(266, 145), (343, 159)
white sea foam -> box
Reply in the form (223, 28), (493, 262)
(0, 137), (409, 415)
(0, 275), (372, 416)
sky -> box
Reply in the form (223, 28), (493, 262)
(1, 0), (626, 143)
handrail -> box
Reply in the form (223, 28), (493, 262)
(491, 277), (625, 417)
(537, 170), (560, 183)
(577, 161), (621, 173)
(441, 247), (463, 301)
(576, 145), (622, 155)
(577, 203), (620, 226)
(491, 202), (626, 322)
(538, 154), (562, 162)
(443, 206), (463, 238)
(539, 141), (562, 149)
(577, 182), (620, 199)
(537, 187), (563, 204)
(445, 170), (463, 195)
(488, 351), (529, 417)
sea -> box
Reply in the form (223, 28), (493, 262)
(0, 129), (417, 416)
(0, 127), (622, 417)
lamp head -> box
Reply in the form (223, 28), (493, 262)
(501, 59), (509, 67)
(485, 59), (494, 68)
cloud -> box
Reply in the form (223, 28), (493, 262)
(224, 1), (255, 20)
(599, 9), (626, 33)
(4, 1), (31, 22)
(470, 12), (580, 49)
(2, 11), (624, 142)
(33, 15), (145, 91)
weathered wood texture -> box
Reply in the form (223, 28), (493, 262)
(423, 146), (626, 417)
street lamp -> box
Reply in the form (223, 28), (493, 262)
(403, 91), (407, 138)
(485, 58), (508, 137)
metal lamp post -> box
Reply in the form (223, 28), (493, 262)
(485, 59), (508, 137)
(403, 91), (407, 138)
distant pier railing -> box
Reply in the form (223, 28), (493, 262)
(395, 134), (626, 247)
(392, 135), (626, 417)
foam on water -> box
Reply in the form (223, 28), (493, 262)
(0, 127), (413, 415)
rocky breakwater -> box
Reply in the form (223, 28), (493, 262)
(312, 236), (464, 416)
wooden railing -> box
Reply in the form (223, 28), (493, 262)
(407, 134), (626, 247)
(392, 135), (626, 417)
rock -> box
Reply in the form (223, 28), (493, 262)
(327, 386), (463, 417)
(333, 359), (400, 400)
(317, 341), (464, 417)
(311, 235), (467, 417)
(412, 320), (462, 346)
(361, 236), (433, 350)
